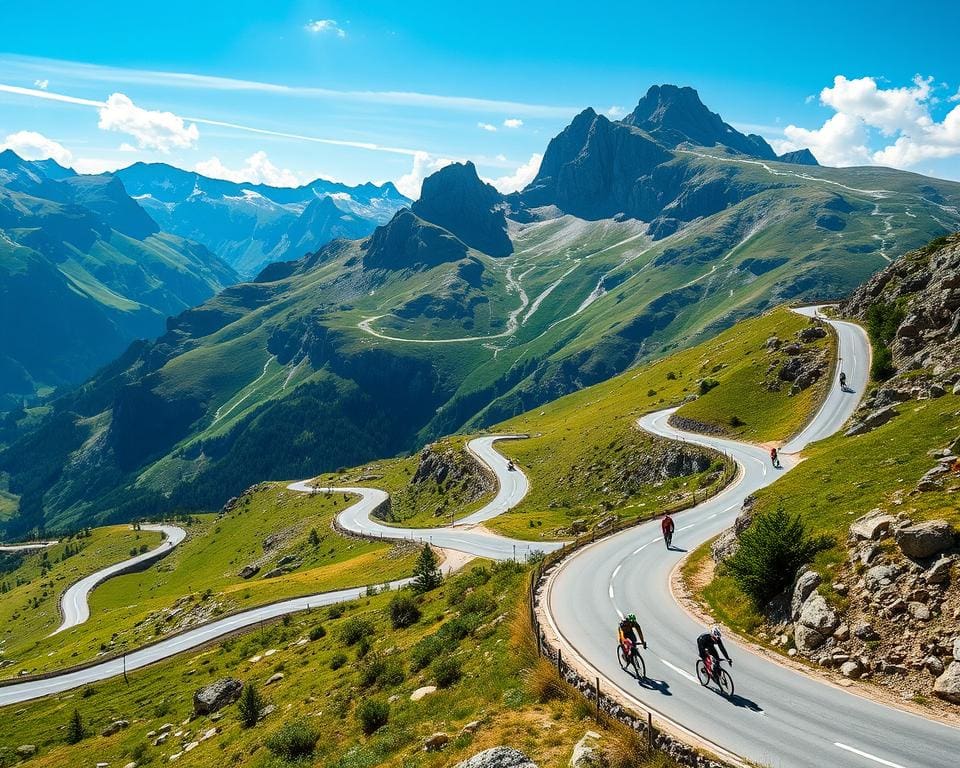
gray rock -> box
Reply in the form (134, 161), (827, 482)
(798, 326), (828, 342)
(791, 570), (821, 620)
(908, 602), (931, 621)
(16, 745), (36, 757)
(934, 661), (960, 704)
(894, 520), (955, 559)
(193, 678), (243, 715)
(265, 673), (284, 685)
(798, 593), (839, 634)
(852, 621), (879, 641)
(953, 636), (960, 661)
(238, 565), (260, 579)
(424, 733), (450, 752)
(840, 661), (862, 678)
(845, 406), (898, 437)
(570, 731), (602, 768)
(833, 623), (850, 641)
(925, 656), (945, 676)
(794, 624), (826, 653)
(454, 747), (538, 768)
(102, 719), (130, 736)
(865, 564), (901, 590)
(849, 513), (896, 541)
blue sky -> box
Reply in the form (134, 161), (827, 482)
(2, 0), (960, 196)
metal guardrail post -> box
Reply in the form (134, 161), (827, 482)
(647, 711), (653, 753)
(557, 647), (562, 675)
(596, 676), (601, 721)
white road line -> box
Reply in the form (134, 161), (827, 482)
(678, 524), (695, 531)
(632, 544), (649, 555)
(833, 743), (907, 768)
(608, 584), (615, 600)
(611, 564), (622, 579)
(660, 658), (699, 683)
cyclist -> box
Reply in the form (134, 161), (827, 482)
(697, 626), (732, 680)
(661, 514), (675, 548)
(770, 447), (780, 468)
(839, 371), (847, 389)
(618, 613), (647, 659)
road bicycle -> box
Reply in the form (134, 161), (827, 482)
(616, 639), (646, 680)
(696, 656), (734, 697)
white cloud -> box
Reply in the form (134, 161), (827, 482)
(605, 105), (626, 119)
(97, 92), (199, 152)
(34, 78), (48, 90)
(0, 130), (73, 165)
(477, 122), (497, 132)
(503, 118), (523, 129)
(486, 153), (542, 194)
(305, 19), (346, 38)
(395, 151), (454, 198)
(118, 142), (138, 152)
(195, 151), (300, 187)
(71, 156), (130, 174)
(773, 74), (960, 170)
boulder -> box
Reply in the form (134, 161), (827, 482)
(791, 570), (821, 620)
(865, 564), (900, 590)
(239, 565), (260, 579)
(845, 406), (898, 437)
(193, 678), (243, 715)
(849, 513), (896, 541)
(461, 720), (482, 735)
(895, 520), (954, 559)
(16, 745), (36, 757)
(794, 624), (825, 653)
(424, 733), (450, 752)
(265, 673), (284, 685)
(840, 661), (862, 679)
(953, 636), (960, 662)
(925, 656), (945, 676)
(102, 719), (130, 736)
(454, 747), (538, 768)
(569, 731), (602, 768)
(908, 602), (931, 621)
(852, 621), (879, 641)
(933, 661), (960, 704)
(798, 326), (828, 342)
(410, 685), (437, 701)
(798, 593), (839, 635)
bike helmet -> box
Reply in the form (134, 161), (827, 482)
(711, 625), (722, 640)
(626, 613), (637, 622)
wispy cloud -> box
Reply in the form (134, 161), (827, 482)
(503, 118), (523, 128)
(0, 54), (577, 118)
(305, 19), (346, 38)
(98, 93), (199, 152)
(605, 105), (626, 119)
(477, 122), (497, 132)
(33, 78), (48, 90)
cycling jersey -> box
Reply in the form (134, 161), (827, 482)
(619, 618), (645, 648)
(661, 516), (675, 536)
(697, 632), (730, 665)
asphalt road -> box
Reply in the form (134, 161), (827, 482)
(0, 436), (548, 704)
(52, 524), (187, 635)
(544, 309), (959, 768)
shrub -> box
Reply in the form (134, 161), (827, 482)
(65, 708), (86, 744)
(865, 301), (905, 381)
(461, 591), (496, 617)
(265, 718), (319, 759)
(327, 604), (345, 620)
(431, 656), (463, 688)
(412, 544), (442, 593)
(329, 652), (348, 670)
(871, 346), (896, 382)
(339, 617), (373, 646)
(388, 593), (421, 629)
(356, 698), (390, 735)
(410, 635), (444, 671)
(525, 658), (564, 703)
(360, 653), (405, 687)
(725, 506), (831, 606)
(356, 636), (372, 659)
(698, 378), (719, 395)
(729, 415), (745, 427)
(238, 682), (264, 728)
(309, 624), (327, 641)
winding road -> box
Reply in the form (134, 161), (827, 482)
(52, 524), (187, 636)
(2, 307), (958, 768)
(543, 309), (960, 768)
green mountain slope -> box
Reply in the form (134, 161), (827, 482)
(0, 151), (238, 409)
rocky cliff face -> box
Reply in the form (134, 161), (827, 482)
(362, 209), (469, 270)
(412, 161), (512, 257)
(777, 148), (819, 166)
(621, 84), (777, 160)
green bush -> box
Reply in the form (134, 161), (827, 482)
(432, 656), (463, 688)
(725, 506), (830, 607)
(865, 301), (905, 381)
(339, 616), (374, 645)
(461, 591), (496, 617)
(412, 544), (442, 593)
(265, 718), (319, 759)
(327, 604), (345, 620)
(309, 624), (327, 641)
(329, 652), (348, 670)
(66, 708), (86, 744)
(238, 682), (264, 728)
(356, 698), (390, 735)
(410, 635), (444, 671)
(388, 593), (421, 629)
(871, 346), (896, 382)
(698, 378), (719, 395)
(359, 652), (405, 687)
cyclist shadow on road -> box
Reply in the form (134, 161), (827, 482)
(666, 545), (688, 553)
(711, 686), (763, 712)
(630, 673), (672, 696)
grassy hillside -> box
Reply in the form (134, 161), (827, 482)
(1, 563), (680, 768)
(1, 485), (418, 678)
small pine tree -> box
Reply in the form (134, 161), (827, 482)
(309, 528), (321, 548)
(66, 708), (86, 744)
(412, 544), (442, 593)
(238, 682), (264, 728)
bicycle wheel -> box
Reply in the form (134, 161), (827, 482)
(632, 652), (646, 680)
(617, 644), (629, 669)
(695, 659), (710, 686)
(717, 667), (735, 697)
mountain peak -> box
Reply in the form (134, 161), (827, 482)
(412, 162), (512, 257)
(777, 148), (819, 166)
(622, 84), (776, 160)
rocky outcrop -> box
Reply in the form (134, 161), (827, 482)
(454, 747), (538, 768)
(894, 520), (955, 560)
(777, 149), (819, 166)
(711, 495), (757, 562)
(193, 678), (243, 715)
(412, 162), (512, 257)
(844, 405), (898, 437)
(362, 209), (469, 271)
(934, 661), (960, 703)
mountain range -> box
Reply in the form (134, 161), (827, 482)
(114, 163), (410, 278)
(0, 150), (237, 410)
(3, 83), (959, 536)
